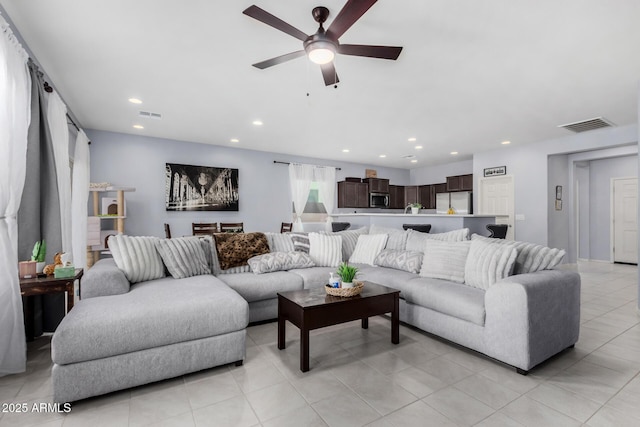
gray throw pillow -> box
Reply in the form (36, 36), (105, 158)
(464, 238), (517, 289)
(406, 228), (470, 253)
(108, 235), (165, 283)
(374, 249), (424, 274)
(420, 240), (471, 283)
(370, 225), (408, 251)
(156, 237), (211, 279)
(288, 232), (310, 253)
(248, 251), (315, 274)
(264, 232), (295, 252)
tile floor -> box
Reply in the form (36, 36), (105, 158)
(1, 261), (638, 426)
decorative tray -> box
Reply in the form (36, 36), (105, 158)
(324, 281), (364, 297)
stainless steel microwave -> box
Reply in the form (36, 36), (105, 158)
(369, 192), (389, 208)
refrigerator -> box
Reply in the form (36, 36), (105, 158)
(436, 192), (473, 214)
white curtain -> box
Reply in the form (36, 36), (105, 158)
(0, 14), (31, 376)
(314, 167), (337, 231)
(71, 130), (90, 270)
(288, 163), (314, 232)
(47, 91), (72, 255)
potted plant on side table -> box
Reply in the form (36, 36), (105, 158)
(410, 203), (422, 214)
(32, 240), (46, 274)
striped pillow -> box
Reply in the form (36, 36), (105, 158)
(406, 228), (470, 253)
(308, 233), (342, 267)
(265, 232), (295, 252)
(108, 235), (165, 283)
(322, 227), (369, 261)
(349, 234), (388, 265)
(420, 240), (471, 283)
(156, 237), (211, 279)
(289, 232), (310, 253)
(464, 239), (517, 289)
(370, 225), (408, 250)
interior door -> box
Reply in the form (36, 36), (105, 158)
(613, 177), (638, 264)
(479, 176), (515, 240)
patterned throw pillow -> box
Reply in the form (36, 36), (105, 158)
(369, 225), (408, 251)
(214, 232), (269, 270)
(289, 232), (310, 253)
(248, 251), (315, 274)
(470, 234), (566, 274)
(464, 238), (517, 289)
(308, 233), (342, 267)
(374, 249), (424, 274)
(349, 234), (389, 265)
(155, 237), (211, 279)
(419, 240), (471, 283)
(406, 228), (470, 253)
(108, 235), (165, 283)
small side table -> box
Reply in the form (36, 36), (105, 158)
(20, 269), (83, 341)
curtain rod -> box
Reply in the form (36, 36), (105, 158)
(42, 80), (90, 144)
(273, 160), (341, 171)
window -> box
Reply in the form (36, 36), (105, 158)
(295, 182), (327, 223)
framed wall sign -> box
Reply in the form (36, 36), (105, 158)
(483, 166), (507, 177)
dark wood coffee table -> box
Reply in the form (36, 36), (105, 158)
(277, 282), (400, 372)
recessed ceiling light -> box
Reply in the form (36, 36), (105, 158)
(342, 149), (350, 153)
(501, 140), (511, 145)
(230, 138), (239, 143)
(133, 124), (144, 129)
(450, 151), (458, 155)
(252, 120), (263, 126)
(415, 145), (423, 150)
(128, 98), (142, 104)
(408, 137), (417, 142)
(411, 159), (418, 163)
(379, 154), (387, 158)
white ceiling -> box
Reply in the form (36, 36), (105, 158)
(2, 0), (640, 169)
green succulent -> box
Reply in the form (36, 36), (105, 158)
(31, 240), (46, 262)
(336, 262), (358, 283)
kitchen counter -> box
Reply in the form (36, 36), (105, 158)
(330, 213), (506, 236)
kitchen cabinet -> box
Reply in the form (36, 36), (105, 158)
(446, 174), (473, 192)
(419, 185), (435, 209)
(337, 181), (369, 208)
(388, 185), (405, 209)
(434, 183), (447, 194)
(364, 178), (389, 193)
(404, 186), (419, 205)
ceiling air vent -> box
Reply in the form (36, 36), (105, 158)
(139, 111), (163, 120)
(401, 154), (416, 159)
(558, 117), (614, 133)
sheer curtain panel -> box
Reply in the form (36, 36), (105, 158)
(288, 163), (314, 232)
(47, 91), (72, 254)
(71, 130), (90, 269)
(0, 14), (31, 376)
(313, 167), (336, 231)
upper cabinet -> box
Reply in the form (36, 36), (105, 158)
(404, 186), (419, 205)
(364, 178), (389, 193)
(337, 181), (369, 208)
(388, 185), (405, 209)
(446, 174), (473, 192)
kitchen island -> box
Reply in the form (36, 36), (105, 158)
(330, 213), (506, 236)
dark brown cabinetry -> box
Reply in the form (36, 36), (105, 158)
(446, 174), (473, 192)
(337, 181), (369, 208)
(419, 185), (434, 209)
(434, 183), (447, 194)
(364, 178), (389, 193)
(388, 185), (405, 209)
(404, 186), (419, 205)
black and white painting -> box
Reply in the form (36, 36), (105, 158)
(165, 163), (239, 211)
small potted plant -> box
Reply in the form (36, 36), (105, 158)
(410, 203), (422, 214)
(336, 262), (358, 289)
(31, 240), (46, 274)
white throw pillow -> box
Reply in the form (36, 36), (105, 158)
(406, 228), (470, 253)
(419, 240), (471, 283)
(108, 235), (165, 283)
(349, 234), (389, 265)
(308, 233), (343, 267)
(464, 238), (517, 289)
(369, 225), (408, 250)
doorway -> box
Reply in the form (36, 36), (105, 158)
(478, 175), (515, 240)
(612, 177), (638, 264)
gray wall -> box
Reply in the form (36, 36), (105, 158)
(473, 124), (638, 249)
(547, 154), (570, 253)
(409, 159), (473, 185)
(87, 130), (409, 238)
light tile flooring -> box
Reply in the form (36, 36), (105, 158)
(1, 261), (638, 427)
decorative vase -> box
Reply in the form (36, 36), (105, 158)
(36, 262), (46, 274)
(411, 207), (419, 215)
(341, 282), (354, 289)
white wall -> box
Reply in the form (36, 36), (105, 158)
(87, 130), (409, 238)
(409, 159), (473, 185)
(473, 124), (638, 247)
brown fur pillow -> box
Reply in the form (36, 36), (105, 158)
(214, 232), (269, 270)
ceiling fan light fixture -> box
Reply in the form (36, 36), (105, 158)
(306, 41), (336, 65)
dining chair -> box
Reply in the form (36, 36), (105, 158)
(192, 222), (219, 235)
(219, 222), (244, 233)
(164, 223), (172, 239)
(280, 222), (293, 233)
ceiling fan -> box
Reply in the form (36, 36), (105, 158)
(243, 0), (403, 86)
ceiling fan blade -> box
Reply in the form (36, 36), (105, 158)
(320, 62), (340, 86)
(252, 50), (306, 69)
(326, 0), (378, 40)
(338, 44), (402, 60)
(243, 5), (308, 42)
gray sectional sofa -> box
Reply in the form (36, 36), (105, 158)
(51, 228), (580, 403)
